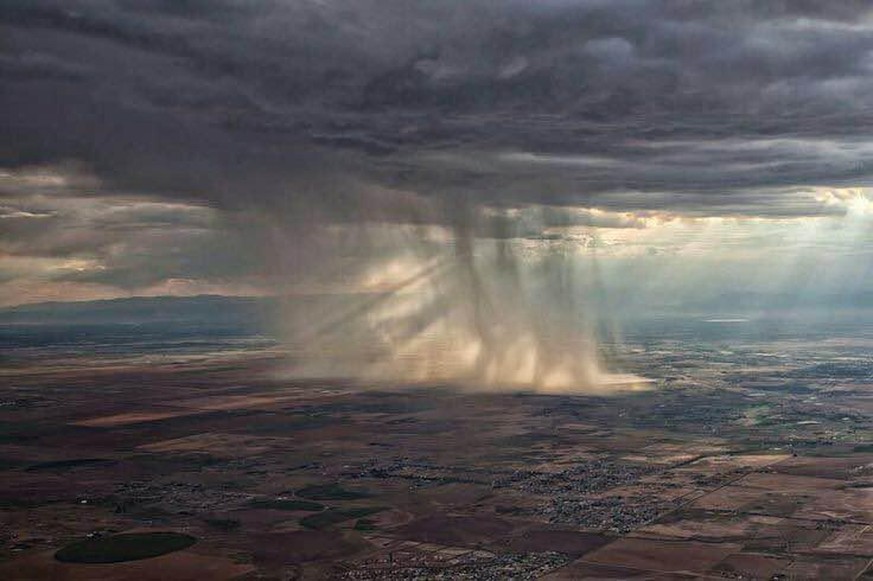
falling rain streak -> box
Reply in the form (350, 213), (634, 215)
(276, 201), (650, 392)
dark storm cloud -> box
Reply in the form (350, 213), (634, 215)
(2, 0), (873, 220)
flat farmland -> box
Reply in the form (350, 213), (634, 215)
(1, 345), (871, 580)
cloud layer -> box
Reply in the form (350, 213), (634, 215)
(3, 1), (873, 209)
(2, 1), (873, 305)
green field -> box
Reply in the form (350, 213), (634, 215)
(204, 517), (241, 531)
(354, 518), (377, 531)
(55, 532), (196, 563)
(249, 498), (325, 511)
(296, 483), (368, 500)
(27, 458), (116, 472)
(300, 507), (384, 530)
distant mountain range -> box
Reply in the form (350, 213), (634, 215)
(0, 295), (275, 326)
(2, 290), (871, 329)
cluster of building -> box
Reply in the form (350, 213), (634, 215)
(351, 458), (505, 486)
(338, 551), (568, 580)
(493, 459), (652, 495)
(114, 480), (249, 516)
(544, 495), (668, 533)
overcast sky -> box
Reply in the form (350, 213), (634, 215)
(1, 0), (872, 308)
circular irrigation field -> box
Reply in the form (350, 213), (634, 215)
(55, 532), (196, 564)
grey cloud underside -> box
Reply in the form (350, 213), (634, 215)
(0, 180), (266, 287)
(2, 0), (873, 219)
